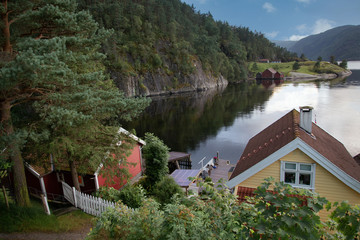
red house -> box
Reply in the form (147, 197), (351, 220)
(24, 128), (145, 202)
(261, 68), (277, 79)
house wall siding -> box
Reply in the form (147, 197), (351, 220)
(235, 148), (360, 220)
(98, 143), (143, 190)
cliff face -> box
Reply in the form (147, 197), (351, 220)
(111, 60), (228, 97)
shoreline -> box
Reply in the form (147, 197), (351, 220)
(286, 70), (352, 82)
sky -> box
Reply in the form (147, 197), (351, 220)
(181, 0), (360, 41)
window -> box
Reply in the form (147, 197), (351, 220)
(281, 161), (316, 189)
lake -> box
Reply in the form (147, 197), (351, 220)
(124, 62), (360, 168)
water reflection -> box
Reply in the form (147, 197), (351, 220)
(124, 70), (360, 167)
(124, 82), (272, 157)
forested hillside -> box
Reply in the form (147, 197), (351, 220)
(77, 0), (296, 96)
(290, 25), (360, 61)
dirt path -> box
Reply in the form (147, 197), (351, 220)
(0, 223), (92, 240)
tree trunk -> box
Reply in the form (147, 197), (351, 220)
(1, 101), (31, 207)
(2, 184), (9, 209)
(69, 160), (80, 191)
(2, 0), (12, 53)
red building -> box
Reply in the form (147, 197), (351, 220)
(261, 68), (277, 79)
(24, 128), (145, 202)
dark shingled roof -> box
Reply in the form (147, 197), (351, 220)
(230, 109), (360, 182)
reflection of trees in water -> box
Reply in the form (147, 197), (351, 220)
(123, 83), (272, 152)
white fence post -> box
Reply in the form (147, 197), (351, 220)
(72, 187), (77, 208)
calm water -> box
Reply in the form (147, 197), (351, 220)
(124, 62), (360, 168)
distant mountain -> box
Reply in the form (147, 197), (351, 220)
(273, 40), (297, 50)
(289, 25), (360, 61)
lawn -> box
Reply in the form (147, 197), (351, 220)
(250, 61), (346, 76)
(0, 193), (93, 233)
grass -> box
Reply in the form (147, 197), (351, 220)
(0, 194), (93, 233)
(250, 61), (346, 76)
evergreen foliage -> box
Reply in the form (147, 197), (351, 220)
(142, 133), (170, 191)
(292, 61), (300, 70)
(0, 0), (149, 204)
(339, 60), (348, 69)
(76, 0), (296, 84)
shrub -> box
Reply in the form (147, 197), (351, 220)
(152, 176), (184, 205)
(117, 185), (146, 208)
(94, 185), (146, 208)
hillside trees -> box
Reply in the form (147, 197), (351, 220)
(0, 0), (149, 204)
(77, 0), (296, 85)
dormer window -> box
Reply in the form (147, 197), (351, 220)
(280, 161), (316, 189)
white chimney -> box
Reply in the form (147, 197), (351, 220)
(299, 106), (313, 133)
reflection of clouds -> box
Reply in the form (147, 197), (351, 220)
(189, 75), (360, 166)
(265, 84), (319, 113)
(315, 87), (360, 156)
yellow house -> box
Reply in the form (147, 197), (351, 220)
(227, 107), (360, 219)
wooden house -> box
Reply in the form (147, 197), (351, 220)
(274, 71), (284, 80)
(261, 68), (277, 79)
(227, 107), (360, 219)
(258, 59), (270, 63)
(25, 128), (145, 202)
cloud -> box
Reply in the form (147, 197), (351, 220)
(295, 0), (311, 3)
(311, 19), (335, 34)
(296, 24), (307, 34)
(266, 31), (279, 39)
(286, 19), (335, 40)
(288, 35), (308, 41)
(263, 2), (276, 13)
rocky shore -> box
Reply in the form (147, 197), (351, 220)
(287, 70), (352, 81)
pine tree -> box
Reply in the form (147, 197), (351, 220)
(0, 0), (149, 204)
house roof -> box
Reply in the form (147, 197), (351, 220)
(265, 68), (277, 74)
(168, 152), (191, 163)
(229, 109), (360, 185)
(171, 169), (201, 187)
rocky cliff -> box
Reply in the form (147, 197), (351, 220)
(111, 60), (228, 97)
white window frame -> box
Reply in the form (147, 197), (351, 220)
(280, 161), (316, 190)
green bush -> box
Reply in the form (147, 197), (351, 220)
(152, 176), (184, 205)
(95, 185), (146, 208)
(117, 185), (146, 208)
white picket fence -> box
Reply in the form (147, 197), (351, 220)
(61, 181), (116, 217)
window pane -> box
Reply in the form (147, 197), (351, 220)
(299, 173), (311, 185)
(300, 164), (312, 171)
(285, 163), (296, 170)
(285, 172), (296, 183)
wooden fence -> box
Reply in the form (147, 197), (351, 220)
(61, 181), (117, 217)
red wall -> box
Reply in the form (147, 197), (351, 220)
(262, 69), (275, 79)
(98, 143), (143, 189)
